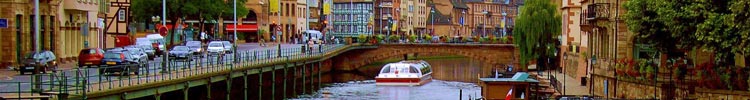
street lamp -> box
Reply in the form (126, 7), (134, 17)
(461, 10), (465, 36)
(502, 12), (507, 37)
(481, 10), (489, 37)
(430, 9), (435, 37)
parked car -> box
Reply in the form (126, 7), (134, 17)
(220, 41), (233, 53)
(135, 45), (156, 60)
(124, 47), (149, 63)
(100, 50), (142, 75)
(185, 41), (204, 57)
(18, 51), (58, 75)
(207, 41), (226, 56)
(169, 46), (195, 61)
(78, 48), (105, 68)
(136, 38), (162, 56)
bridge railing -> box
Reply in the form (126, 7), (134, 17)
(343, 35), (514, 44)
(0, 44), (347, 99)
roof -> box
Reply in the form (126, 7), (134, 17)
(333, 0), (373, 3)
(479, 72), (539, 83)
(479, 78), (539, 83)
(427, 7), (452, 25)
(451, 0), (469, 9)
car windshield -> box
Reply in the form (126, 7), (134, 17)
(222, 41), (231, 46)
(80, 49), (97, 54)
(209, 43), (223, 47)
(104, 53), (122, 59)
(126, 48), (140, 54)
(173, 46), (189, 51)
(138, 45), (153, 50)
(187, 41), (201, 45)
(136, 41), (152, 45)
(25, 53), (41, 59)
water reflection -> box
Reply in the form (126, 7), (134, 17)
(292, 57), (493, 100)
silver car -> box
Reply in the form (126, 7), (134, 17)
(220, 41), (233, 53)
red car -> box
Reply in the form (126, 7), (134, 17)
(78, 48), (105, 67)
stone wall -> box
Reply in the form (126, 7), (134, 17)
(592, 74), (750, 99)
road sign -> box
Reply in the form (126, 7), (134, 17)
(0, 19), (7, 28)
(159, 26), (168, 36)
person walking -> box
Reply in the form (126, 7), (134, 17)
(307, 36), (314, 54)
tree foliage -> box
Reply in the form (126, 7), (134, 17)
(624, 0), (750, 66)
(131, 0), (249, 44)
(513, 0), (561, 69)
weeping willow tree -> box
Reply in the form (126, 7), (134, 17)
(513, 0), (561, 70)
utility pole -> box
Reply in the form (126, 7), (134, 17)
(161, 0), (169, 73)
(34, 0), (40, 52)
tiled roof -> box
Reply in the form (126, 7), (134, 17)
(451, 0), (469, 9)
(426, 7), (452, 25)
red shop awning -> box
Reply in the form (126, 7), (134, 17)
(226, 24), (258, 32)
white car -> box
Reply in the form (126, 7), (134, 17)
(207, 41), (225, 55)
(220, 41), (233, 53)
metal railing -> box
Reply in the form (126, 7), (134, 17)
(0, 44), (347, 99)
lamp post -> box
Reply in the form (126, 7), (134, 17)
(461, 10), (465, 36)
(502, 12), (506, 37)
(481, 10), (489, 37)
(430, 9), (435, 36)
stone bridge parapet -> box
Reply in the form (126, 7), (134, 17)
(330, 44), (519, 71)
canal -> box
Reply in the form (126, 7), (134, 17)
(291, 56), (498, 100)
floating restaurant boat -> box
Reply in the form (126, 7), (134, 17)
(375, 60), (433, 86)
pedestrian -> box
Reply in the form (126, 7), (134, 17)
(308, 36), (314, 54)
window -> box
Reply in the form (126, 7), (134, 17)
(41, 15), (45, 48)
(29, 15), (34, 48)
(50, 16), (55, 51)
(118, 9), (126, 21)
(16, 14), (22, 62)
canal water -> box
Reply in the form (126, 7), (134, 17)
(291, 57), (499, 100)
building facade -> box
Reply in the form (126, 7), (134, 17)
(331, 0), (374, 37)
(465, 0), (519, 37)
(0, 0), (106, 67)
(578, 0), (633, 97)
(374, 0), (395, 35)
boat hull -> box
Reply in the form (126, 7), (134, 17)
(375, 75), (432, 86)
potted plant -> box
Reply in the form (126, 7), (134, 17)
(424, 35), (433, 43)
(388, 35), (400, 43)
(408, 34), (417, 43)
(500, 36), (509, 44)
(376, 34), (385, 43)
(358, 34), (368, 43)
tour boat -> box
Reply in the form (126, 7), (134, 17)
(375, 60), (433, 86)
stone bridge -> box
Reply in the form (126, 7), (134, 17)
(330, 44), (519, 71)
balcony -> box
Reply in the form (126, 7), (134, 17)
(580, 9), (593, 32)
(584, 3), (610, 21)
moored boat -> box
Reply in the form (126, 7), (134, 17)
(375, 60), (433, 86)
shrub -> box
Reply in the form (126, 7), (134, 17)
(376, 34), (385, 41)
(388, 35), (400, 42)
(500, 36), (509, 43)
(408, 34), (418, 43)
(358, 34), (368, 43)
(489, 36), (498, 43)
(424, 35), (432, 43)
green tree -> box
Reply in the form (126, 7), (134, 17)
(624, 0), (749, 66)
(131, 0), (248, 45)
(513, 0), (561, 69)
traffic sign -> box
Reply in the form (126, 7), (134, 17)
(0, 19), (7, 28)
(159, 26), (168, 36)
